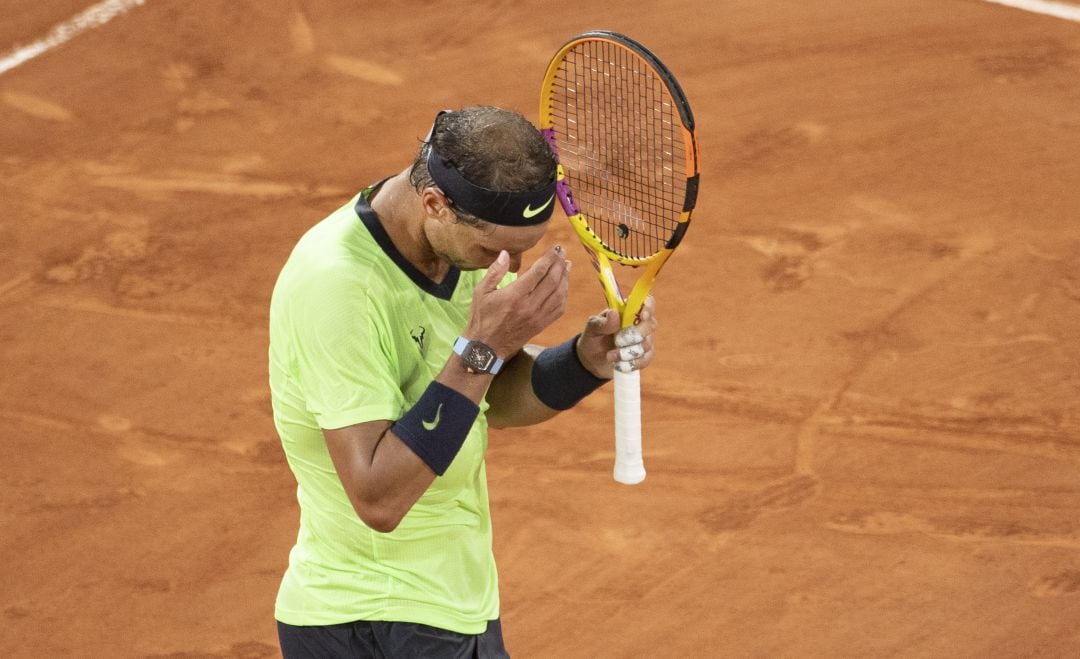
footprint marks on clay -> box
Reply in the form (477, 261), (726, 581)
(827, 509), (1080, 550)
(144, 641), (279, 659)
(41, 228), (194, 301)
(744, 226), (831, 292)
(1029, 571), (1080, 598)
(699, 474), (820, 532)
(976, 38), (1076, 79)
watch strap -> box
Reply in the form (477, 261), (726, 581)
(452, 335), (470, 360)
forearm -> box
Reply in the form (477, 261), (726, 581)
(486, 338), (609, 429)
(485, 345), (559, 428)
(326, 354), (494, 532)
(329, 422), (435, 533)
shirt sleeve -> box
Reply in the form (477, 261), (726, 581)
(289, 264), (404, 430)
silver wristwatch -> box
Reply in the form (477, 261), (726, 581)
(453, 336), (504, 375)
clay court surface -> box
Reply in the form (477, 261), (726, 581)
(3, 0), (1080, 656)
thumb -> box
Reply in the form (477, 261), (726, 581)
(584, 308), (620, 337)
(479, 250), (510, 291)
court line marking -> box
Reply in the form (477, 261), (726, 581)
(0, 0), (147, 76)
(980, 0), (1080, 22)
(1, 1), (1076, 78)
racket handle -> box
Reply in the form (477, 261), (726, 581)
(613, 369), (645, 484)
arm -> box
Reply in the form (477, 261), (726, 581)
(486, 296), (658, 429)
(484, 344), (555, 428)
(323, 247), (570, 532)
(323, 357), (493, 533)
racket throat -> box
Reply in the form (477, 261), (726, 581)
(603, 269), (623, 307)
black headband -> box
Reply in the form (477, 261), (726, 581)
(425, 112), (557, 227)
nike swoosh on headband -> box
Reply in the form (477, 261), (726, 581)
(522, 194), (555, 219)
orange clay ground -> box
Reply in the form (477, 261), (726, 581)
(2, 1), (1079, 656)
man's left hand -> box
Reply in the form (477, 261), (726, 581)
(575, 295), (658, 379)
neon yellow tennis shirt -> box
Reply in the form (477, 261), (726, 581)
(269, 184), (506, 633)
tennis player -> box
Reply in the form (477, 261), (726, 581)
(269, 106), (658, 658)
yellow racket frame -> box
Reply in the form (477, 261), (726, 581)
(539, 32), (699, 329)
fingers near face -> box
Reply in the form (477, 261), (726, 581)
(524, 246), (570, 320)
(540, 264), (570, 318)
(512, 243), (564, 289)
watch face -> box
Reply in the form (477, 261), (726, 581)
(462, 342), (496, 373)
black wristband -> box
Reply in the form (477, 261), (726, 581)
(391, 381), (479, 476)
(530, 334), (608, 411)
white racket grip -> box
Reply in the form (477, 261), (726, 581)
(613, 369), (645, 484)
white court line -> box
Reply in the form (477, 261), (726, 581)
(981, 0), (1080, 22)
(1, 2), (1073, 79)
(0, 0), (147, 76)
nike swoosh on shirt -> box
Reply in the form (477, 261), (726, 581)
(422, 403), (443, 431)
(522, 194), (555, 219)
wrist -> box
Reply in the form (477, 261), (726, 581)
(453, 336), (505, 375)
(392, 381), (480, 476)
(573, 334), (611, 380)
(531, 334), (608, 411)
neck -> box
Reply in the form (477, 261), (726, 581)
(370, 170), (449, 282)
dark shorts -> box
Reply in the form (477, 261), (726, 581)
(277, 618), (510, 659)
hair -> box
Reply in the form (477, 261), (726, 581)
(409, 106), (556, 229)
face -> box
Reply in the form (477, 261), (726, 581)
(431, 217), (548, 272)
(422, 189), (549, 272)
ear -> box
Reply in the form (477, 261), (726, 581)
(420, 187), (454, 223)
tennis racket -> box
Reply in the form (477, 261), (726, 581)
(539, 31), (700, 484)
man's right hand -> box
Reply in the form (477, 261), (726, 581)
(463, 245), (571, 359)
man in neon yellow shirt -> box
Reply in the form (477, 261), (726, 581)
(270, 107), (658, 657)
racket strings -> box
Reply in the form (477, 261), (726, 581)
(550, 41), (688, 260)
